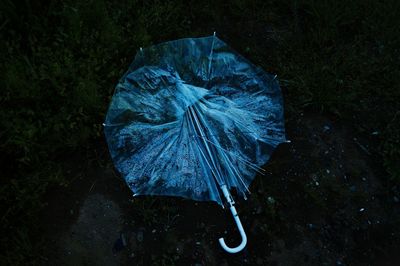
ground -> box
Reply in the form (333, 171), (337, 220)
(40, 113), (400, 265)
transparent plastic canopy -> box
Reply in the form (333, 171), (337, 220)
(104, 35), (286, 206)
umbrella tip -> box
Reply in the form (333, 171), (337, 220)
(102, 123), (106, 126)
(140, 47), (143, 52)
(213, 31), (216, 36)
(286, 140), (291, 143)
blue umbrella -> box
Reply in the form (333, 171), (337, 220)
(104, 33), (287, 253)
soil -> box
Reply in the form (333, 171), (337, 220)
(40, 113), (400, 265)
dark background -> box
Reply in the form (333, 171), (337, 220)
(1, 0), (399, 265)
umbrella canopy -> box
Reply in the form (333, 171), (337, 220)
(104, 34), (286, 253)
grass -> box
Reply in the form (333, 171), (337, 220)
(1, 0), (399, 264)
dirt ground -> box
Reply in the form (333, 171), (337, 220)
(40, 113), (400, 266)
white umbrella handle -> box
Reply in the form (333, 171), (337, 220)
(219, 205), (247, 253)
(219, 185), (248, 253)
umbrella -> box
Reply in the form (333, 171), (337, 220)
(104, 33), (287, 253)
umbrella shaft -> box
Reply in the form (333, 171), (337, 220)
(221, 184), (235, 207)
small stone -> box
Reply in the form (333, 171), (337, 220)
(267, 196), (275, 204)
(152, 229), (156, 233)
(326, 169), (330, 174)
(121, 233), (127, 246)
(315, 181), (319, 186)
(137, 231), (144, 242)
(359, 208), (365, 212)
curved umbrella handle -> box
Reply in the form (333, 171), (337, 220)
(219, 185), (247, 253)
(219, 204), (247, 253)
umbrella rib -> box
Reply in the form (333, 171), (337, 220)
(190, 104), (256, 196)
(185, 118), (221, 201)
(190, 105), (252, 194)
(219, 150), (251, 194)
(189, 141), (222, 204)
(186, 109), (222, 185)
(198, 101), (259, 140)
(193, 134), (266, 174)
(192, 104), (266, 174)
(188, 105), (225, 184)
(207, 33), (216, 80)
(200, 131), (282, 143)
(189, 107), (220, 171)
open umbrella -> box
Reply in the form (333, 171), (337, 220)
(104, 33), (286, 253)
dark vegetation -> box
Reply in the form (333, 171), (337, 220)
(1, 0), (399, 265)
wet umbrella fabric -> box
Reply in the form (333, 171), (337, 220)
(104, 35), (286, 253)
